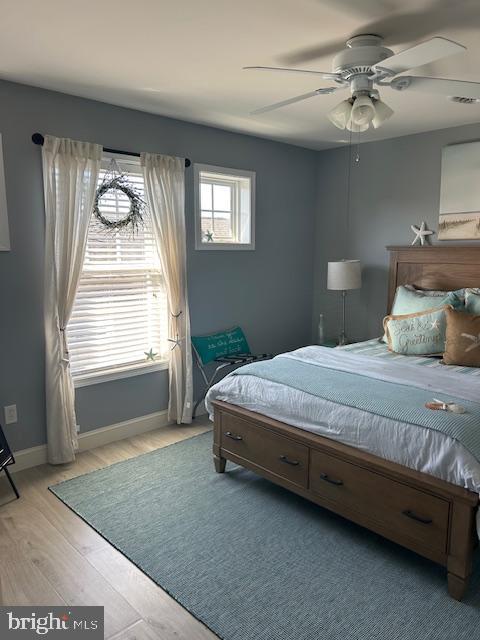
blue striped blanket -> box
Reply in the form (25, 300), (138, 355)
(232, 350), (480, 462)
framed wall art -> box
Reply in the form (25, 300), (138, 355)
(438, 141), (480, 240)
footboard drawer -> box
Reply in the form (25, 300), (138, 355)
(310, 449), (450, 552)
(220, 413), (308, 488)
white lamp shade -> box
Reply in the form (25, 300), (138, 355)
(372, 99), (394, 129)
(327, 260), (361, 291)
(326, 100), (352, 130)
(350, 95), (375, 127)
(346, 118), (369, 133)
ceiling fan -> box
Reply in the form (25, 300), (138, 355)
(245, 35), (480, 132)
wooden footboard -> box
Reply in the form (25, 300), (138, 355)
(212, 399), (479, 600)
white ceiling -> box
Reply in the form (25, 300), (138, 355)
(2, 0), (480, 150)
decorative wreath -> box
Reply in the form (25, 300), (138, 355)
(93, 174), (146, 233)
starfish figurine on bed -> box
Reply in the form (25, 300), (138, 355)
(411, 221), (434, 246)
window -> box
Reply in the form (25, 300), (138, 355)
(67, 156), (168, 386)
(194, 164), (255, 250)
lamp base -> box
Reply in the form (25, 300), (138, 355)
(338, 290), (351, 346)
(337, 332), (352, 346)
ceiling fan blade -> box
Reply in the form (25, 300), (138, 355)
(280, 2), (477, 66)
(318, 0), (398, 20)
(279, 40), (347, 66)
(251, 88), (338, 115)
(391, 76), (480, 99)
(375, 37), (465, 75)
(244, 66), (341, 80)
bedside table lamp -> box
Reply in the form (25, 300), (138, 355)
(327, 260), (361, 346)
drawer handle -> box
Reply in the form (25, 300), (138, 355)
(402, 509), (433, 525)
(319, 473), (343, 486)
(279, 455), (300, 466)
(224, 431), (243, 441)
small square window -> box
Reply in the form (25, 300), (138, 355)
(194, 164), (255, 250)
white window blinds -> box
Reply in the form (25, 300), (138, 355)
(67, 157), (168, 381)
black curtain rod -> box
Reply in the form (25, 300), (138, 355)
(31, 133), (191, 168)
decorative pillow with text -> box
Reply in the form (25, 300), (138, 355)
(382, 286), (463, 342)
(384, 306), (450, 356)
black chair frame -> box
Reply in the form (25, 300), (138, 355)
(192, 348), (272, 418)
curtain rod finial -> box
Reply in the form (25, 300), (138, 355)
(32, 133), (44, 145)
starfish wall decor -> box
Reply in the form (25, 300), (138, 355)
(168, 333), (184, 351)
(411, 221), (435, 246)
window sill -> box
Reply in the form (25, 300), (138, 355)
(195, 242), (255, 251)
(73, 360), (169, 388)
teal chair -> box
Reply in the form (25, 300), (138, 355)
(191, 326), (272, 418)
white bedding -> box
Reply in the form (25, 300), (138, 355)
(206, 341), (480, 533)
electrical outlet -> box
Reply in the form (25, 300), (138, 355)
(4, 404), (17, 425)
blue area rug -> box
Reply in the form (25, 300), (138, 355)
(50, 432), (480, 640)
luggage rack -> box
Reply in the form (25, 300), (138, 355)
(191, 327), (272, 418)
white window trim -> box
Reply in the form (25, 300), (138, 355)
(194, 163), (255, 250)
(74, 359), (169, 388)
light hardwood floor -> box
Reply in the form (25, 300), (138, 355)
(0, 419), (218, 640)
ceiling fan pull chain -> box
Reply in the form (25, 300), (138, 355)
(345, 128), (353, 237)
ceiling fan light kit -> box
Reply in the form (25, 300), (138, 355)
(326, 94), (393, 132)
(247, 34), (480, 131)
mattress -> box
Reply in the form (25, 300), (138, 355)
(206, 339), (480, 502)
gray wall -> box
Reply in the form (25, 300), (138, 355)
(0, 80), (317, 452)
(314, 122), (480, 344)
(5, 76), (478, 454)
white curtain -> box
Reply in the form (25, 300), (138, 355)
(42, 135), (102, 463)
(141, 153), (193, 424)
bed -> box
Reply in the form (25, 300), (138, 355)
(206, 246), (480, 600)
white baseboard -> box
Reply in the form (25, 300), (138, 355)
(10, 409), (170, 474)
(10, 444), (48, 474)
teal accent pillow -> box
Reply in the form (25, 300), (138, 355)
(404, 284), (465, 299)
(192, 327), (250, 365)
(391, 286), (463, 315)
(382, 286), (463, 342)
(465, 288), (480, 315)
(384, 306), (449, 356)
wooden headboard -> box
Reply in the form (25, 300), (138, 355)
(387, 245), (480, 312)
